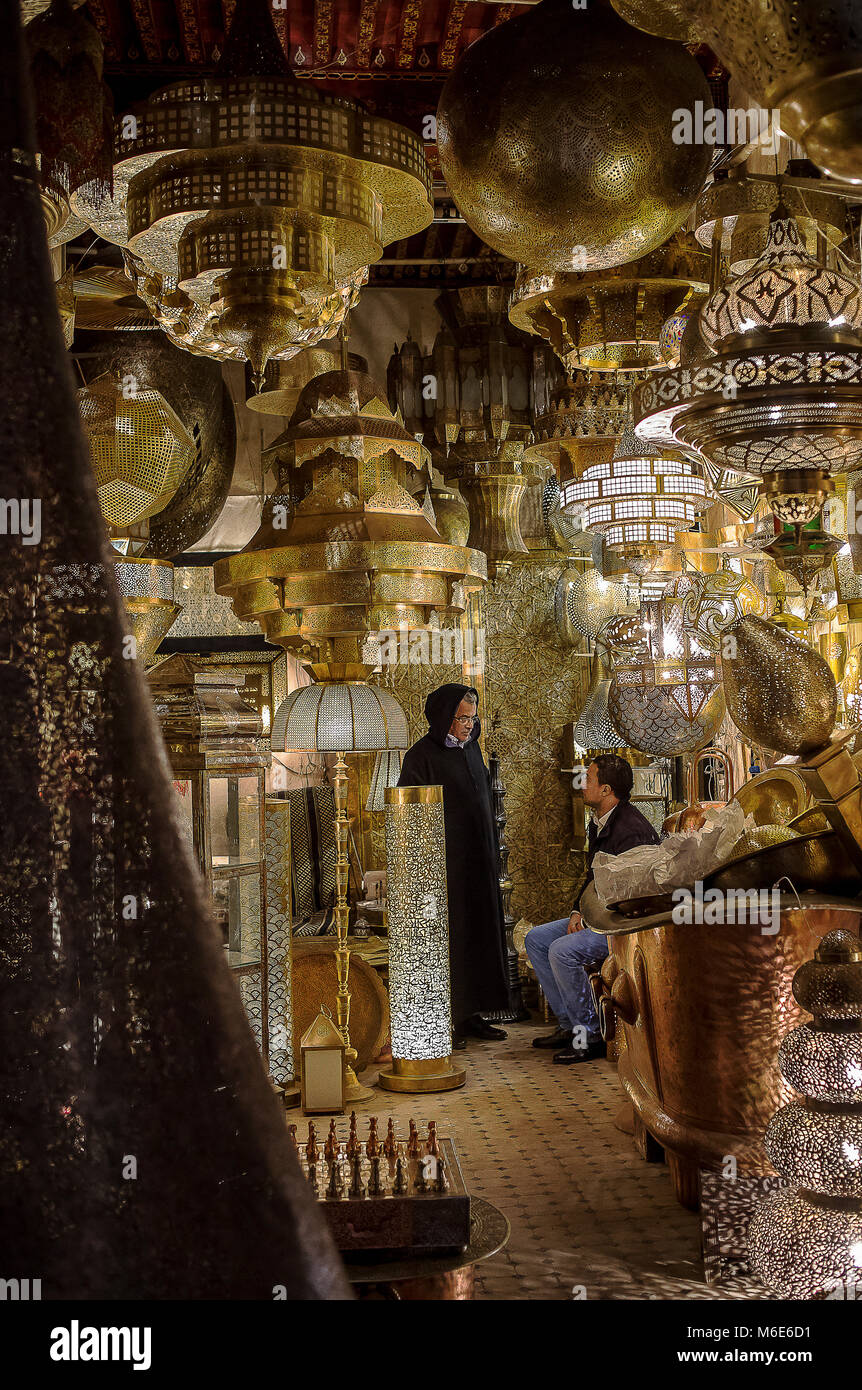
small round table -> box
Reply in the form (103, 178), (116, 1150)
(345, 1197), (510, 1300)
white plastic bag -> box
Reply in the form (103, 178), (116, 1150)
(591, 801), (750, 906)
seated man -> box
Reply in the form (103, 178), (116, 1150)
(526, 754), (659, 1064)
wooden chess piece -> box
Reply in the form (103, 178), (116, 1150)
(349, 1152), (364, 1199)
(435, 1155), (448, 1193)
(287, 1124), (299, 1153)
(407, 1119), (420, 1158)
(324, 1119), (337, 1164)
(326, 1156), (342, 1201)
(306, 1159), (319, 1195)
(347, 1110), (358, 1160)
(305, 1121), (319, 1166)
(413, 1158), (427, 1193)
(425, 1120), (440, 1157)
(368, 1155), (383, 1197)
(393, 1156), (407, 1195)
(383, 1118), (397, 1161)
(366, 1116), (380, 1158)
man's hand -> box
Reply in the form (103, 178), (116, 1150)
(567, 911), (583, 934)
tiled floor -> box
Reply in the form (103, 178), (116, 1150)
(336, 1020), (760, 1300)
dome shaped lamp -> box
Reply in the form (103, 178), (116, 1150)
(437, 0), (712, 275)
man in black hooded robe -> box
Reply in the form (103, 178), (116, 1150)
(397, 682), (510, 1048)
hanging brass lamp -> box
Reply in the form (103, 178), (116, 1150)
(71, 0), (433, 387)
(213, 368), (486, 661)
(76, 372), (196, 663)
(509, 232), (710, 376)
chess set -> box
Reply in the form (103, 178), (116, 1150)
(289, 1114), (471, 1257)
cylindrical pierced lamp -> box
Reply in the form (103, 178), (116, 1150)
(378, 785), (466, 1094)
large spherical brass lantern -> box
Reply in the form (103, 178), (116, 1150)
(436, 0), (712, 274)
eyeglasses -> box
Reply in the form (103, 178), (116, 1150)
(453, 715), (478, 726)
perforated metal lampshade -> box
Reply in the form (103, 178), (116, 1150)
(365, 750), (403, 811)
(270, 681), (409, 754)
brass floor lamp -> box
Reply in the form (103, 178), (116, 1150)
(270, 663), (408, 1103)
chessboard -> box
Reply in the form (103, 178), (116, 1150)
(289, 1114), (471, 1257)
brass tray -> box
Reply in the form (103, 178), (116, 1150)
(705, 827), (861, 897)
(292, 938), (390, 1072)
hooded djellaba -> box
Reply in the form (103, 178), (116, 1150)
(397, 682), (510, 1042)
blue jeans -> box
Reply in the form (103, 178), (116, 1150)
(525, 918), (609, 1042)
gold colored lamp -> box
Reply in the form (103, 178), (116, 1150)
(271, 665), (409, 1103)
(378, 785), (466, 1095)
(77, 371), (195, 664)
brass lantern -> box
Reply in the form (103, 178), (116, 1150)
(214, 367), (486, 662)
(148, 655), (271, 1067)
(77, 370), (196, 664)
(300, 1008), (346, 1117)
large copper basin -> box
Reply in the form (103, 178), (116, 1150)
(586, 888), (862, 1207)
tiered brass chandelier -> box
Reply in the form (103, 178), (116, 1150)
(213, 367), (486, 661)
(71, 0), (433, 388)
(509, 232), (710, 376)
(561, 425), (713, 574)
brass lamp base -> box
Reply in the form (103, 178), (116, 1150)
(345, 1065), (377, 1104)
(378, 1055), (467, 1094)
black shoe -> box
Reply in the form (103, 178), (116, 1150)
(533, 1027), (573, 1050)
(553, 1039), (606, 1065)
(462, 1016), (508, 1041)
(452, 1033), (467, 1051)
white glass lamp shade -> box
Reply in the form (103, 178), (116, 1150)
(365, 750), (403, 811)
(561, 424), (712, 552)
(383, 785), (453, 1061)
(270, 681), (409, 753)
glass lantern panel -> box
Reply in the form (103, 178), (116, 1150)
(214, 870), (262, 964)
(208, 774), (260, 867)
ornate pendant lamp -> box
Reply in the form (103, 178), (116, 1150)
(388, 288), (556, 577)
(561, 424), (713, 577)
(634, 213), (862, 526)
(76, 371), (196, 663)
(602, 585), (726, 758)
(554, 565), (629, 647)
(26, 0), (113, 206)
(527, 372), (630, 485)
(75, 328), (237, 560)
(71, 0), (433, 387)
(214, 367), (486, 659)
(572, 652), (628, 754)
(613, 0), (862, 184)
(695, 170), (846, 279)
(509, 233), (710, 376)
(437, 0), (711, 274)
